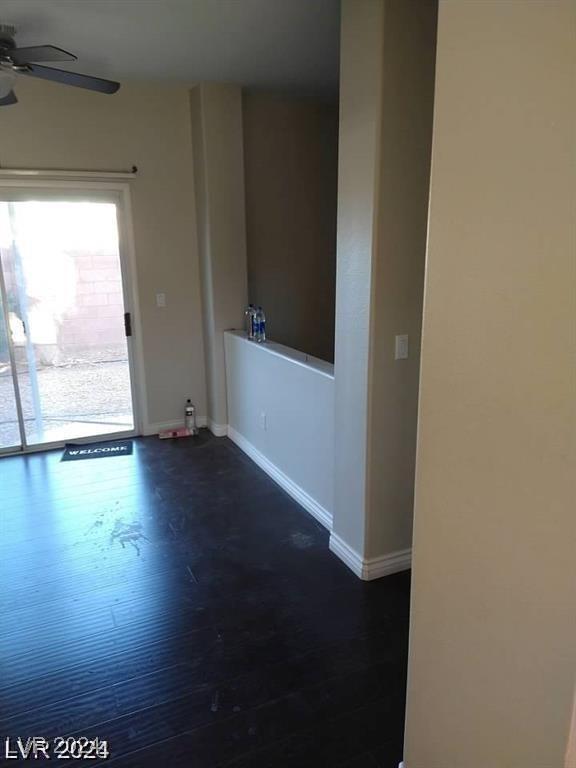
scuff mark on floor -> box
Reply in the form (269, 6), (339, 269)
(289, 531), (315, 549)
(85, 511), (106, 534)
(110, 519), (149, 554)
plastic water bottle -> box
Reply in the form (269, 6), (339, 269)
(256, 307), (266, 343)
(251, 307), (259, 340)
(245, 304), (256, 339)
(251, 308), (259, 341)
(185, 399), (198, 435)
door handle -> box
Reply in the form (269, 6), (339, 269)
(124, 312), (132, 337)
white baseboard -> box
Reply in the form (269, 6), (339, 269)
(364, 547), (412, 580)
(227, 426), (333, 530)
(142, 417), (208, 436)
(142, 419), (183, 436)
(329, 532), (411, 581)
(208, 419), (228, 437)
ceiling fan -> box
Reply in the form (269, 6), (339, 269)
(0, 24), (120, 106)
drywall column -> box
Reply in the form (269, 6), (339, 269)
(190, 84), (248, 434)
(330, 0), (436, 577)
(330, 0), (386, 569)
(404, 2), (576, 767)
(365, 0), (436, 564)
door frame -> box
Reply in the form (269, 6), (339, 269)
(0, 178), (147, 454)
(0, 251), (27, 454)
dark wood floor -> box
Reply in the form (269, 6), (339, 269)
(0, 432), (410, 767)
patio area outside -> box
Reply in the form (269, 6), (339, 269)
(0, 358), (134, 448)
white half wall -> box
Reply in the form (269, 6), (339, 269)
(224, 331), (334, 529)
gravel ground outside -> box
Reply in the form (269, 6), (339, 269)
(0, 359), (134, 447)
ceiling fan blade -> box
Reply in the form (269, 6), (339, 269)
(0, 90), (17, 106)
(22, 64), (120, 94)
(10, 45), (77, 65)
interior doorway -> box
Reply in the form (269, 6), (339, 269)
(0, 190), (139, 453)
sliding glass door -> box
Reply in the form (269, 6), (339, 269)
(0, 189), (138, 452)
(0, 264), (24, 453)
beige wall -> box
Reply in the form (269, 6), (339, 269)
(331, 0), (436, 570)
(366, 0), (437, 559)
(404, 1), (576, 766)
(190, 84), (248, 431)
(568, 691), (576, 768)
(243, 92), (338, 362)
(0, 78), (206, 430)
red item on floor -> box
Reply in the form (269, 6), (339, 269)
(158, 427), (192, 439)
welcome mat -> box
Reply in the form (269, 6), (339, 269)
(61, 439), (133, 462)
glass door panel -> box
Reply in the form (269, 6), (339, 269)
(0, 199), (135, 447)
(0, 268), (22, 452)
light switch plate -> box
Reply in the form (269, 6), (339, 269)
(259, 411), (267, 431)
(156, 293), (166, 308)
(395, 334), (409, 360)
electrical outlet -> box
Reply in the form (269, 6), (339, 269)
(259, 411), (267, 431)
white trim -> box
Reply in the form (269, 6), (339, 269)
(115, 184), (147, 437)
(227, 426), (332, 530)
(0, 257), (27, 450)
(329, 533), (364, 578)
(329, 532), (411, 581)
(208, 419), (228, 437)
(143, 417), (208, 436)
(364, 547), (412, 580)
(142, 420), (183, 436)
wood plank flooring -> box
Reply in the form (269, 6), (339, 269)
(0, 433), (410, 766)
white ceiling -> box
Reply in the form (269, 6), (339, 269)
(0, 0), (340, 93)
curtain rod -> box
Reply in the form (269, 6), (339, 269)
(0, 166), (138, 179)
